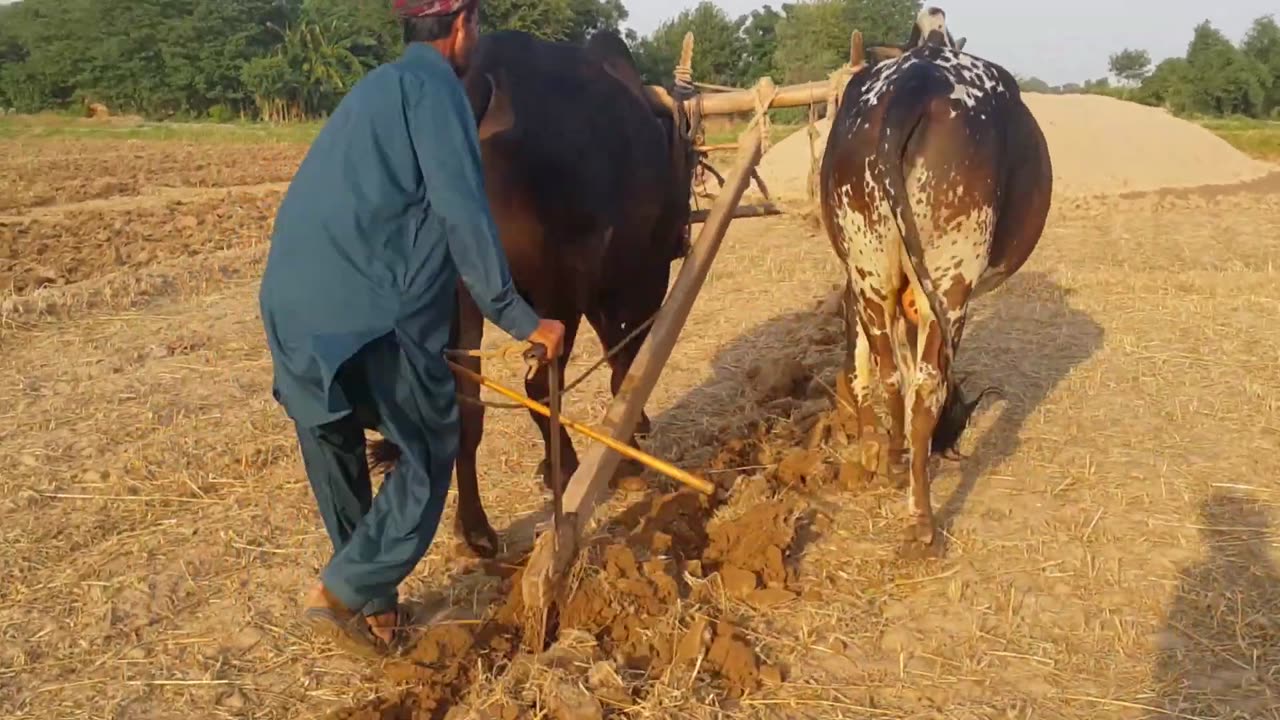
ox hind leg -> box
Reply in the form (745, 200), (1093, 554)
(835, 279), (892, 487)
(843, 274), (910, 491)
(453, 289), (500, 558)
(903, 292), (947, 549)
(903, 262), (983, 551)
(832, 281), (864, 471)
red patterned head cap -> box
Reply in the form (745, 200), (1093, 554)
(393, 0), (473, 18)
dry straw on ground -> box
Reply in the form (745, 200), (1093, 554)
(2, 97), (1280, 719)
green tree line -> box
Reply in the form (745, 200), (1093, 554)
(629, 0), (921, 88)
(0, 0), (630, 119)
(0, 0), (927, 121)
(1016, 16), (1280, 119)
(10, 0), (1268, 123)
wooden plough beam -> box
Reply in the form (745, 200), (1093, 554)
(520, 119), (767, 652)
(560, 124), (764, 525)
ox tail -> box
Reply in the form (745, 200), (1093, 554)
(876, 71), (951, 359)
(876, 71), (982, 456)
(367, 438), (403, 476)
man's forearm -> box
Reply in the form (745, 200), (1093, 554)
(468, 273), (539, 340)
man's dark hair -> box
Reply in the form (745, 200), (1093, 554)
(402, 3), (476, 44)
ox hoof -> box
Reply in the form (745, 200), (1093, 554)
(861, 467), (903, 491)
(859, 439), (882, 474)
(454, 517), (500, 559)
(536, 459), (577, 492)
(635, 413), (653, 437)
(898, 520), (940, 559)
(887, 463), (910, 491)
(838, 460), (874, 490)
(611, 457), (646, 484)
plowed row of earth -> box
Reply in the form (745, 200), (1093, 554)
(1, 129), (1279, 720)
(1, 189), (283, 297)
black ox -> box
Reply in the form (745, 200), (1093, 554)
(371, 30), (697, 557)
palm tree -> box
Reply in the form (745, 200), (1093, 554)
(245, 16), (366, 121)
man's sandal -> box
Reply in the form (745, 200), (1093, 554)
(303, 606), (388, 659)
(365, 605), (410, 651)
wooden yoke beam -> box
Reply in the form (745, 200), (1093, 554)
(642, 80), (831, 118)
(694, 80), (828, 116)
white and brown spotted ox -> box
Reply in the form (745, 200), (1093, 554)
(820, 7), (1053, 551)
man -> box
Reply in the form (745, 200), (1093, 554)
(258, 0), (564, 657)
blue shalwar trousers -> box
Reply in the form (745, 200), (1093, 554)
(292, 333), (458, 617)
(260, 42), (540, 618)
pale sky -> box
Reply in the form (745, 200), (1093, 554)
(0, 0), (1272, 85)
(626, 0), (1278, 85)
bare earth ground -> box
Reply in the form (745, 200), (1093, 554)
(3, 135), (1280, 720)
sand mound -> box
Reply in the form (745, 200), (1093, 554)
(756, 92), (1275, 203)
(1023, 93), (1273, 196)
(755, 118), (832, 205)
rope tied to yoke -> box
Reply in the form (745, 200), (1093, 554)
(669, 50), (719, 257)
(675, 56), (713, 204)
(674, 60), (693, 95)
(744, 79), (779, 203)
(749, 78), (779, 155)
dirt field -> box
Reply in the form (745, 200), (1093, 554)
(3, 110), (1280, 720)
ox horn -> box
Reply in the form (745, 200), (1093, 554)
(642, 84), (677, 115)
(477, 73), (515, 141)
(850, 30), (865, 67)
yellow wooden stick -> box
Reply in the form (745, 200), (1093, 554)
(446, 360), (715, 496)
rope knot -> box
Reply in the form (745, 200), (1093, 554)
(747, 78), (779, 154)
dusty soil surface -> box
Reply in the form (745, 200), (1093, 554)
(0, 141), (303, 212)
(757, 93), (1276, 204)
(3, 112), (1280, 720)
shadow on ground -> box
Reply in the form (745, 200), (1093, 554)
(1150, 491), (1280, 718)
(643, 271), (1104, 534)
(937, 271), (1105, 526)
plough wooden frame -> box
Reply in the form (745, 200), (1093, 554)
(519, 29), (868, 650)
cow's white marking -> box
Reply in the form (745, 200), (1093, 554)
(851, 46), (1007, 124)
(915, 7), (950, 42)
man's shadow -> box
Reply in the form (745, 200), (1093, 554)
(1152, 491), (1280, 717)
